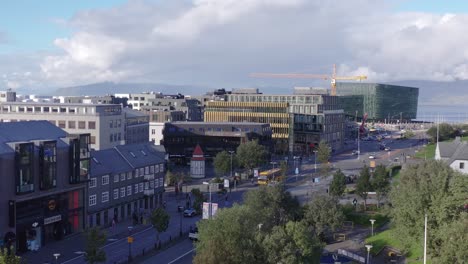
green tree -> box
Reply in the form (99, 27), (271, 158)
(329, 169), (346, 197)
(191, 188), (206, 215)
(261, 221), (323, 264)
(194, 205), (265, 264)
(433, 212), (468, 263)
(213, 151), (236, 176)
(243, 185), (302, 231)
(84, 227), (107, 264)
(426, 123), (455, 142)
(279, 161), (288, 181)
(150, 208), (170, 248)
(303, 195), (344, 237)
(236, 140), (267, 172)
(165, 170), (176, 186)
(356, 166), (372, 210)
(316, 140), (331, 174)
(371, 165), (390, 208)
(0, 247), (22, 264)
(390, 161), (468, 259)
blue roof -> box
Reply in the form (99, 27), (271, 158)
(0, 121), (68, 154)
(114, 143), (166, 169)
(90, 149), (132, 176)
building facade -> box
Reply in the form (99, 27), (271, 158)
(123, 108), (150, 145)
(88, 143), (166, 228)
(205, 92), (345, 154)
(0, 102), (125, 150)
(0, 121), (90, 253)
(162, 122), (273, 164)
(0, 90), (16, 102)
(336, 82), (419, 121)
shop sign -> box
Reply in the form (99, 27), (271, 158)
(44, 215), (61, 225)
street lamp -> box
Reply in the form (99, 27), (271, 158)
(53, 253), (60, 264)
(365, 244), (373, 264)
(128, 226), (134, 262)
(203, 182), (212, 219)
(369, 219), (376, 236)
(313, 150), (318, 173)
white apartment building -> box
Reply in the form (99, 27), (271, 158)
(0, 102), (125, 150)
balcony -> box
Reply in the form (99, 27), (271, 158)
(143, 174), (155, 181)
(144, 189), (154, 196)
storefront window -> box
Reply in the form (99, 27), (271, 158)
(40, 141), (57, 190)
(15, 143), (34, 194)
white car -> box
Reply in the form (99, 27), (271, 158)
(368, 155), (375, 159)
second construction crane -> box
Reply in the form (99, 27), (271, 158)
(250, 64), (367, 96)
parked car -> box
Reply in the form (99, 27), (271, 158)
(184, 208), (197, 217)
(385, 147), (391, 151)
(189, 227), (199, 241)
(368, 155), (375, 159)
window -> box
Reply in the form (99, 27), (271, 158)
(102, 192), (109, 203)
(155, 179), (159, 188)
(58, 120), (66, 128)
(89, 178), (97, 188)
(120, 187), (126, 198)
(145, 166), (149, 174)
(135, 169), (139, 178)
(68, 121), (76, 129)
(88, 121), (96, 129)
(16, 143), (34, 194)
(120, 173), (126, 181)
(114, 174), (119, 183)
(127, 172), (132, 180)
(159, 178), (163, 187)
(134, 183), (139, 193)
(150, 180), (154, 189)
(160, 163), (164, 172)
(460, 162), (465, 169)
(90, 136), (96, 145)
(127, 186), (132, 196)
(78, 121), (86, 129)
(139, 168), (144, 175)
(110, 120), (114, 128)
(139, 183), (143, 192)
(40, 141), (57, 190)
(155, 164), (159, 173)
(89, 195), (97, 206)
(113, 189), (119, 199)
(151, 129), (155, 135)
(102, 175), (109, 185)
(150, 166), (154, 174)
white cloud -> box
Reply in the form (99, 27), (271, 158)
(3, 0), (468, 91)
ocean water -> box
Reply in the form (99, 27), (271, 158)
(416, 105), (468, 123)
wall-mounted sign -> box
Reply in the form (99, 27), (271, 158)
(48, 200), (57, 211)
(44, 215), (61, 225)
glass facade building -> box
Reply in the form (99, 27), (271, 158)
(336, 83), (419, 121)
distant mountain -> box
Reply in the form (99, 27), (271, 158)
(387, 80), (468, 106)
(53, 82), (214, 96)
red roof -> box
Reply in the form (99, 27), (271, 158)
(193, 144), (204, 156)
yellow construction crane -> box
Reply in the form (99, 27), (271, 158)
(250, 64), (367, 96)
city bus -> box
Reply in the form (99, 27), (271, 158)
(257, 168), (282, 185)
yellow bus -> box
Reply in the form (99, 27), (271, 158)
(257, 168), (282, 185)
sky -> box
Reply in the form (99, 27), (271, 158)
(1, 0), (468, 92)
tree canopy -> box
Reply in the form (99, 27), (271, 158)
(316, 140), (331, 174)
(304, 195), (344, 236)
(426, 123), (455, 142)
(213, 150), (236, 176)
(236, 140), (268, 171)
(150, 207), (170, 245)
(84, 227), (107, 264)
(194, 186), (323, 264)
(356, 166), (372, 209)
(371, 164), (390, 207)
(329, 169), (346, 197)
(390, 161), (468, 261)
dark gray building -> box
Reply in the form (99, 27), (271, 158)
(0, 121), (90, 253)
(123, 108), (150, 145)
(88, 143), (166, 228)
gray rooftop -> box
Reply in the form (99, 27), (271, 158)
(123, 108), (149, 117)
(438, 137), (463, 158)
(114, 143), (166, 169)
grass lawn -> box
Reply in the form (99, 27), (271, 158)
(414, 143), (436, 160)
(365, 229), (428, 263)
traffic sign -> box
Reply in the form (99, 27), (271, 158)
(295, 167), (299, 175)
(127, 236), (134, 243)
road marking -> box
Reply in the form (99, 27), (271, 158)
(167, 248), (195, 264)
(61, 226), (154, 264)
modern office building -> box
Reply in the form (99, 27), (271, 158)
(0, 102), (125, 150)
(206, 92), (345, 154)
(88, 143), (166, 228)
(0, 89), (16, 102)
(0, 121), (90, 253)
(336, 82), (419, 121)
(123, 108), (149, 145)
(162, 122), (273, 164)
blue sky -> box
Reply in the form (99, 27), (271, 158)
(396, 0), (468, 13)
(0, 0), (127, 53)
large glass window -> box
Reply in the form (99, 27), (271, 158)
(15, 143), (34, 194)
(40, 141), (57, 190)
(69, 134), (90, 184)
